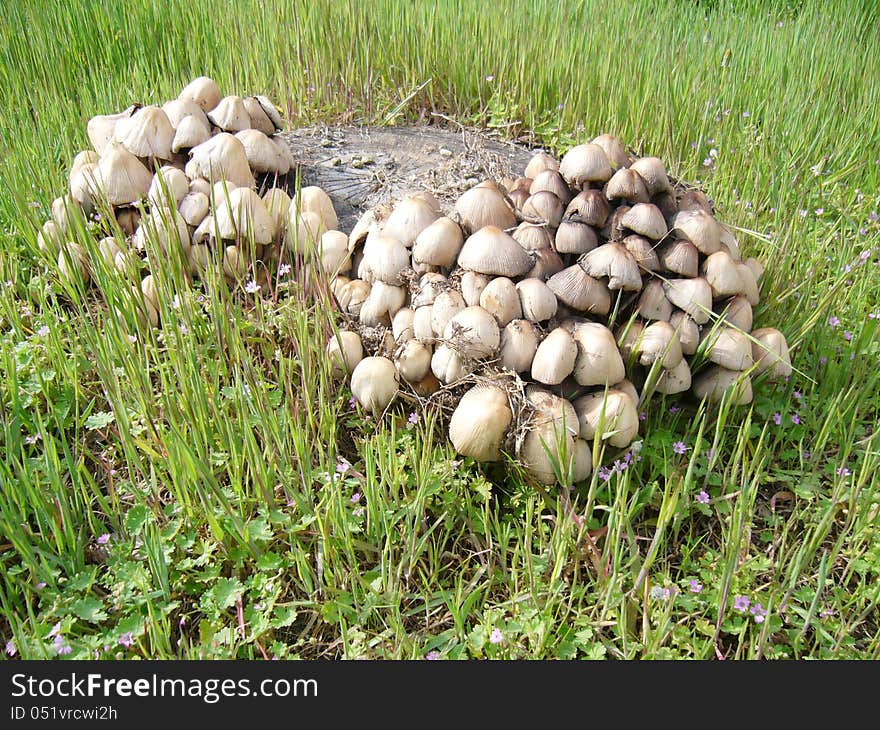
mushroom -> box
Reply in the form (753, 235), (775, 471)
(524, 151), (559, 179)
(134, 206), (190, 255)
(702, 250), (744, 298)
(147, 166), (189, 208)
(412, 305), (435, 343)
(521, 191), (564, 228)
(529, 170), (572, 205)
(620, 203), (667, 240)
(499, 319), (540, 372)
(736, 263), (761, 305)
(290, 186), (338, 231)
(580, 242), (642, 291)
(547, 265), (611, 315)
(663, 278), (713, 324)
(234, 129), (290, 175)
(448, 384), (513, 461)
(395, 339), (433, 383)
(524, 248), (565, 281)
(571, 322), (626, 386)
(382, 195), (441, 247)
(531, 327), (577, 385)
(207, 95), (251, 132)
(671, 210), (721, 255)
(751, 327), (792, 379)
(636, 321), (683, 369)
(411, 273), (447, 308)
(350, 357), (399, 416)
(392, 307), (415, 342)
(564, 189), (611, 227)
(412, 217), (463, 267)
(327, 331), (364, 377)
(458, 226), (533, 277)
(359, 281), (407, 326)
(554, 221), (598, 254)
(431, 344), (472, 383)
(454, 185), (516, 234)
(622, 235), (660, 272)
(513, 222), (554, 251)
(479, 277), (522, 326)
(263, 188), (292, 233)
(516, 279), (557, 322)
(358, 236), (410, 285)
(628, 157), (671, 195)
(669, 311), (700, 355)
(591, 133), (631, 170)
(657, 239), (699, 278)
(605, 167), (650, 203)
(179, 77), (222, 111)
(113, 106), (175, 160)
(716, 295), (753, 332)
(185, 133), (255, 189)
(179, 191), (209, 227)
(573, 389), (639, 448)
(654, 358), (692, 395)
(91, 142), (153, 206)
(87, 106), (138, 156)
(559, 143), (613, 186)
(519, 422), (577, 484)
(636, 279), (673, 321)
(443, 306), (501, 359)
(213, 187), (276, 246)
(702, 326), (754, 370)
(692, 367), (753, 405)
(243, 96), (276, 135)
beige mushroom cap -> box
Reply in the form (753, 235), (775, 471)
(658, 239), (699, 278)
(547, 265), (611, 315)
(234, 129), (290, 174)
(412, 217), (463, 267)
(454, 185), (517, 234)
(290, 186), (338, 231)
(580, 242), (643, 291)
(702, 326), (754, 370)
(350, 357), (399, 416)
(382, 196), (441, 247)
(692, 366), (753, 405)
(751, 327), (792, 379)
(559, 143), (613, 185)
(499, 319), (540, 373)
(458, 226), (533, 277)
(207, 95), (251, 132)
(243, 96), (276, 136)
(573, 389), (639, 448)
(531, 327), (577, 385)
(671, 209), (721, 255)
(571, 321), (626, 386)
(516, 278), (557, 322)
(443, 306), (501, 359)
(172, 115), (211, 152)
(554, 221), (598, 255)
(702, 250), (744, 298)
(524, 151), (559, 179)
(654, 358), (692, 395)
(663, 277), (713, 324)
(591, 133), (631, 170)
(213, 187), (276, 244)
(114, 106), (175, 160)
(448, 384), (513, 462)
(620, 203), (667, 240)
(91, 142), (153, 206)
(179, 76), (222, 111)
(87, 106), (137, 156)
(564, 189), (611, 227)
(637, 321), (684, 369)
(637, 279), (673, 321)
(629, 156), (671, 195)
(327, 330), (364, 377)
(186, 133), (255, 189)
(479, 277), (522, 326)
(605, 167), (650, 203)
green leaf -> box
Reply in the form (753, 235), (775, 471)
(208, 577), (243, 611)
(256, 552), (282, 571)
(84, 410), (115, 430)
(124, 504), (150, 533)
(245, 515), (272, 543)
(72, 596), (108, 624)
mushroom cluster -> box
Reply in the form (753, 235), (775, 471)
(35, 80), (792, 485)
(327, 138), (792, 483)
(37, 76), (300, 325)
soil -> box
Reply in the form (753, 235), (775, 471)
(277, 124), (537, 232)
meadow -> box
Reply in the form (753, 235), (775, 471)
(0, 0), (878, 659)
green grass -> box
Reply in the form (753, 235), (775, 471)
(1, 0), (879, 659)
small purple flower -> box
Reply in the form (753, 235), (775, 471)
(336, 458), (351, 475)
(5, 640), (16, 656)
(639, 411), (647, 421)
(819, 608), (834, 619)
(37, 325), (50, 337)
(24, 433), (41, 445)
(348, 396), (357, 411)
(489, 628), (503, 645)
(279, 263), (291, 276)
(669, 406), (681, 414)
(860, 228), (868, 236)
(702, 157), (714, 168)
(836, 466), (851, 477)
(244, 280), (261, 294)
(171, 295), (181, 310)
(750, 603), (767, 624)
(35, 582), (46, 590)
(772, 412), (782, 426)
(819, 356), (828, 365)
(733, 595), (750, 612)
(351, 492), (362, 504)
(673, 441), (688, 455)
(179, 323), (188, 335)
(450, 459), (462, 469)
(407, 411), (419, 427)
(870, 211), (879, 223)
(598, 466), (612, 482)
(97, 534), (110, 545)
(705, 448), (716, 461)
(843, 331), (853, 342)
(791, 413), (801, 425)
(696, 490), (710, 505)
(814, 208), (824, 216)
(48, 622), (61, 639)
(425, 650), (440, 660)
(793, 390), (802, 401)
(485, 75), (495, 82)
(119, 632), (134, 648)
(798, 209), (808, 218)
(742, 111), (751, 118)
(179, 616), (187, 627)
(860, 250), (871, 261)
(829, 316), (840, 328)
(54, 635), (71, 656)
(688, 580), (703, 594)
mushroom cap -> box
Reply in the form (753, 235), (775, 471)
(431, 290), (466, 336)
(522, 191), (564, 227)
(629, 156), (671, 195)
(87, 106), (137, 156)
(524, 151), (559, 179)
(554, 220), (598, 255)
(411, 273), (448, 308)
(529, 169), (572, 205)
(392, 307), (415, 342)
(318, 230), (352, 275)
(207, 95), (251, 132)
(702, 326), (754, 370)
(234, 129), (290, 174)
(359, 281), (407, 326)
(162, 98), (209, 129)
(350, 357), (399, 416)
(213, 187), (276, 244)
(291, 186), (338, 231)
(654, 358), (692, 395)
(357, 235), (410, 284)
(591, 133), (631, 170)
(412, 304), (435, 343)
(663, 277), (713, 324)
(179, 76), (222, 111)
(479, 276), (522, 326)
(499, 319), (539, 372)
(736, 263), (761, 305)
(92, 142), (153, 206)
(255, 95), (284, 129)
(573, 389), (639, 448)
(382, 196), (441, 248)
(525, 386), (579, 435)
(134, 206), (190, 255)
(564, 189), (611, 227)
(70, 150), (100, 180)
(658, 239), (699, 278)
(512, 222), (554, 252)
(516, 278), (557, 322)
(559, 143), (613, 185)
(394, 339), (433, 383)
(519, 422), (577, 484)
(637, 279), (673, 321)
(458, 226), (533, 277)
(605, 167), (650, 203)
(702, 250), (744, 298)
(671, 209), (721, 254)
(579, 242), (643, 291)
(412, 217), (464, 267)
(443, 306), (501, 359)
(243, 96), (276, 135)
(147, 166), (189, 207)
(620, 203), (667, 240)
(531, 327), (577, 385)
(262, 188), (292, 232)
(68, 162), (97, 207)
(547, 265), (611, 315)
(571, 322), (626, 386)
(448, 384), (513, 462)
(431, 343), (473, 383)
(751, 327), (792, 379)
(326, 330), (364, 377)
(637, 321), (684, 369)
(692, 366), (753, 405)
(524, 248), (565, 281)
(114, 106), (175, 160)
(186, 133), (255, 188)
(622, 234), (660, 272)
(178, 191), (210, 227)
(716, 295), (753, 332)
(669, 310), (700, 355)
(454, 185), (517, 234)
